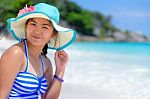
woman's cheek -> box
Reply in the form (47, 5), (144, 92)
(27, 28), (34, 34)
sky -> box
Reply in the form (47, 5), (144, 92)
(70, 0), (150, 37)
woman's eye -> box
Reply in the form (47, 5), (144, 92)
(42, 27), (49, 29)
(30, 23), (36, 26)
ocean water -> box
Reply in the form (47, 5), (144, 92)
(49, 42), (150, 99)
(1, 39), (150, 99)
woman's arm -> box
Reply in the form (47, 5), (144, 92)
(43, 50), (68, 99)
(41, 57), (53, 99)
(44, 70), (65, 99)
(0, 45), (24, 98)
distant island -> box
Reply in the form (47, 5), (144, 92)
(75, 30), (150, 42)
(0, 0), (150, 42)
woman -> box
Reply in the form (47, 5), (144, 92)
(0, 3), (76, 99)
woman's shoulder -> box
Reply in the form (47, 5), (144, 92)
(0, 42), (25, 72)
(41, 55), (52, 72)
(42, 55), (52, 65)
(1, 42), (24, 60)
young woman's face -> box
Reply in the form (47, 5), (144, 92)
(26, 18), (55, 47)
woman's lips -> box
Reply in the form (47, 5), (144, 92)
(32, 35), (41, 39)
(32, 35), (42, 41)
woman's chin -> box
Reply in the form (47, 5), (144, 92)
(28, 38), (44, 47)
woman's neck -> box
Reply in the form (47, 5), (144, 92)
(26, 41), (43, 58)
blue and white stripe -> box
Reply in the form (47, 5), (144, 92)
(9, 72), (48, 98)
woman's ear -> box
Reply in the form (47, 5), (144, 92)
(51, 32), (56, 38)
(51, 30), (57, 38)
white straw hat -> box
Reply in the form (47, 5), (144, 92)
(7, 3), (76, 50)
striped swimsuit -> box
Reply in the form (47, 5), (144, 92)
(9, 40), (48, 99)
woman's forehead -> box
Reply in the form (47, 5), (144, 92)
(29, 18), (51, 25)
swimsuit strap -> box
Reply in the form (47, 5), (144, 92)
(40, 54), (45, 76)
(23, 39), (29, 72)
(22, 39), (45, 74)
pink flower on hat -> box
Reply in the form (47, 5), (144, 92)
(17, 5), (35, 17)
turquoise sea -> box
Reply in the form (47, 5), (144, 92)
(53, 42), (150, 99)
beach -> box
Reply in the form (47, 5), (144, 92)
(1, 38), (150, 99)
(59, 83), (121, 99)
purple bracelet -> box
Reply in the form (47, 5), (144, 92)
(54, 75), (64, 82)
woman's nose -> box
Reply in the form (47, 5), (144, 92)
(34, 26), (42, 35)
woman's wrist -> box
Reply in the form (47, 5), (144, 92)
(55, 69), (65, 76)
(53, 75), (64, 82)
(54, 70), (65, 82)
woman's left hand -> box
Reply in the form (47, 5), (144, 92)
(54, 50), (68, 74)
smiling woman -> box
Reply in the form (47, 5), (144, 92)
(0, 3), (76, 99)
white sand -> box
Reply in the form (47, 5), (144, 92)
(59, 83), (121, 99)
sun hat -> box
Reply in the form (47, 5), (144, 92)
(7, 3), (76, 50)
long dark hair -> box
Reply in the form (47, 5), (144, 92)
(42, 29), (58, 58)
(41, 43), (48, 57)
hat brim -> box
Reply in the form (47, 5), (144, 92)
(7, 12), (76, 50)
